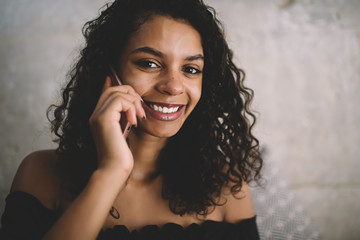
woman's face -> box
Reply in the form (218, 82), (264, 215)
(117, 15), (204, 138)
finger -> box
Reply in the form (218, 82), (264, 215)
(127, 88), (144, 103)
(97, 95), (138, 126)
(111, 92), (146, 119)
(94, 84), (146, 119)
(100, 91), (145, 119)
(94, 79), (121, 112)
(124, 105), (138, 127)
(102, 76), (112, 93)
(110, 85), (143, 102)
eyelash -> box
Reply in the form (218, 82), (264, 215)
(183, 66), (202, 75)
(136, 60), (159, 69)
(135, 60), (202, 75)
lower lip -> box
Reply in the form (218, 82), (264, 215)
(142, 102), (186, 121)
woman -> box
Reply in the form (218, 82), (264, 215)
(1, 0), (262, 239)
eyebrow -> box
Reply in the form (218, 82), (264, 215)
(131, 47), (163, 58)
(130, 46), (204, 62)
(185, 54), (204, 62)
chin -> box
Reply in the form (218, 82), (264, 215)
(138, 120), (184, 138)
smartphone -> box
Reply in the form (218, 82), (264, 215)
(109, 66), (132, 139)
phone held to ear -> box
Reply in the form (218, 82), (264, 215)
(110, 66), (132, 139)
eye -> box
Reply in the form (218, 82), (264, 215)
(136, 60), (160, 69)
(183, 66), (202, 75)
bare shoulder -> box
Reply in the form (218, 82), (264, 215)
(222, 182), (255, 223)
(10, 149), (64, 210)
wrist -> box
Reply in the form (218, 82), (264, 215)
(96, 153), (134, 174)
(91, 166), (131, 190)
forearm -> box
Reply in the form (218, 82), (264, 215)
(43, 167), (129, 240)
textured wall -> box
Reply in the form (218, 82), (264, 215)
(0, 0), (105, 220)
(1, 0), (359, 239)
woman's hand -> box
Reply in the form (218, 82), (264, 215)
(42, 78), (146, 240)
(89, 76), (146, 174)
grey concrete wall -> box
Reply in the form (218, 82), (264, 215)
(1, 0), (359, 239)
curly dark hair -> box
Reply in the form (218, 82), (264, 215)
(47, 0), (262, 216)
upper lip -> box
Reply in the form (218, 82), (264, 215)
(143, 101), (186, 108)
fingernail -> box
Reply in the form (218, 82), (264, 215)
(142, 110), (146, 119)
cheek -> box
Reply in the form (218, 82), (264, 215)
(188, 81), (202, 106)
(121, 69), (151, 94)
(131, 77), (156, 96)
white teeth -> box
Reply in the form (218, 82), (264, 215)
(150, 104), (180, 113)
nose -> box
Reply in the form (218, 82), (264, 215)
(156, 69), (184, 96)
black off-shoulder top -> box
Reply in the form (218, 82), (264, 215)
(0, 191), (259, 240)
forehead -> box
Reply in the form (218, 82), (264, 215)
(124, 14), (203, 56)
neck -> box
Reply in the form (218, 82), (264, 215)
(127, 128), (168, 183)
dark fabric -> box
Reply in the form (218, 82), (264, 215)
(1, 191), (259, 240)
(0, 191), (59, 240)
(98, 218), (259, 240)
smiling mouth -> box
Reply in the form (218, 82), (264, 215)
(145, 101), (184, 114)
(142, 101), (186, 121)
(149, 104), (180, 113)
